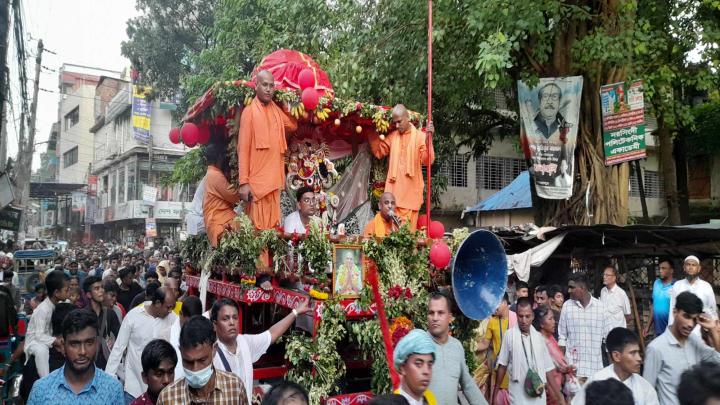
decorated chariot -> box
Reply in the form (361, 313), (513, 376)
(174, 50), (504, 404)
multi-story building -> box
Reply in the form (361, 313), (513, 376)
(90, 76), (189, 244)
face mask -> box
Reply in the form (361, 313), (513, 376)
(184, 363), (213, 388)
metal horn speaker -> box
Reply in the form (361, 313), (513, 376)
(451, 229), (507, 320)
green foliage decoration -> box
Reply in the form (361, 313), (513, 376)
(285, 298), (347, 404)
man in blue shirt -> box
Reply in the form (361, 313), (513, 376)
(643, 259), (675, 338)
(28, 309), (124, 404)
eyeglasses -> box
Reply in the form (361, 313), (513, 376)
(301, 197), (317, 204)
(541, 93), (561, 101)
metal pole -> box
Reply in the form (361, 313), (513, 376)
(16, 39), (42, 241)
(0, 0), (11, 173)
(425, 0), (433, 237)
(633, 160), (649, 223)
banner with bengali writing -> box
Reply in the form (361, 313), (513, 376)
(518, 76), (583, 199)
(601, 80), (646, 165)
(132, 85), (152, 144)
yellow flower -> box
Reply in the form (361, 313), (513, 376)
(310, 289), (329, 300)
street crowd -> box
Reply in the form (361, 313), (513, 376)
(0, 239), (718, 405)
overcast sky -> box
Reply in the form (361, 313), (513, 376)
(7, 0), (138, 170)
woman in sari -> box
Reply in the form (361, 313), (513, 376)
(533, 305), (578, 405)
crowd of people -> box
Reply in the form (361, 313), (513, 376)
(0, 236), (718, 405)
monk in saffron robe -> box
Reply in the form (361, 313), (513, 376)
(363, 192), (402, 238)
(237, 70), (298, 230)
(368, 104), (435, 231)
(203, 142), (240, 248)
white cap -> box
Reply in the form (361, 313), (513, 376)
(684, 255), (700, 264)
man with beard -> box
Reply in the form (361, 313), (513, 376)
(426, 292), (487, 405)
(572, 328), (658, 404)
(644, 292), (720, 405)
(27, 310), (124, 403)
(643, 259), (675, 338)
(494, 298), (565, 405)
(668, 256), (717, 334)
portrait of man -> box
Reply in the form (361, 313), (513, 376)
(533, 83), (566, 139)
(334, 248), (363, 297)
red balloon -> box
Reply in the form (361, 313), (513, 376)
(168, 127), (181, 144)
(298, 68), (315, 90)
(301, 87), (320, 111)
(181, 123), (199, 147)
(428, 221), (445, 239)
(197, 123), (211, 145)
(417, 215), (429, 229)
(429, 241), (452, 269)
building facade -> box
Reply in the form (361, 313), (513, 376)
(89, 78), (190, 245)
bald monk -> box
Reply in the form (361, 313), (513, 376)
(237, 70), (298, 229)
(363, 192), (402, 237)
(368, 104), (435, 230)
(203, 141), (240, 247)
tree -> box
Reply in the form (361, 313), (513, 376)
(121, 0), (217, 99)
(466, 0), (645, 225)
(633, 0), (720, 224)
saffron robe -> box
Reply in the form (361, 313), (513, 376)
(363, 213), (399, 238)
(203, 165), (240, 247)
(238, 98), (297, 229)
(369, 124), (434, 231)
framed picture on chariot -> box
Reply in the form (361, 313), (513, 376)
(332, 244), (364, 299)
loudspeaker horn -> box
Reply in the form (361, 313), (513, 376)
(451, 229), (508, 320)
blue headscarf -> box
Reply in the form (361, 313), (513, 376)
(393, 329), (436, 369)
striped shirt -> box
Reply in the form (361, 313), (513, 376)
(558, 296), (611, 378)
(156, 369), (247, 405)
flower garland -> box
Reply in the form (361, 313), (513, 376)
(199, 80), (425, 135)
(285, 298), (347, 404)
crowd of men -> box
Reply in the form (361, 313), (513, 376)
(3, 239), (716, 405)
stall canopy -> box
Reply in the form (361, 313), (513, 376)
(504, 223), (720, 281)
(29, 182), (86, 199)
(463, 171), (532, 217)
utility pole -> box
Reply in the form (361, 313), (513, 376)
(0, 0), (11, 173)
(15, 39), (42, 241)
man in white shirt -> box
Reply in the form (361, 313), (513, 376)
(600, 266), (632, 329)
(24, 270), (68, 377)
(283, 186), (320, 235)
(643, 291), (720, 405)
(495, 297), (565, 405)
(185, 175), (207, 236)
(105, 286), (177, 403)
(668, 255), (718, 330)
(211, 297), (310, 404)
(572, 327), (658, 404)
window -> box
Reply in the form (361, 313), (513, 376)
(630, 169), (664, 198)
(127, 163), (137, 201)
(64, 107), (79, 129)
(63, 147), (79, 168)
(118, 167), (126, 203)
(440, 153), (469, 187)
(476, 156), (526, 190)
(110, 170), (116, 205)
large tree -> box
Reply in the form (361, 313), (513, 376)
(466, 0), (642, 225)
(121, 0), (217, 99)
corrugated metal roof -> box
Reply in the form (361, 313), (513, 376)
(466, 171), (532, 212)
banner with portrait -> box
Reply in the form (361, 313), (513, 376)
(518, 76), (583, 200)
